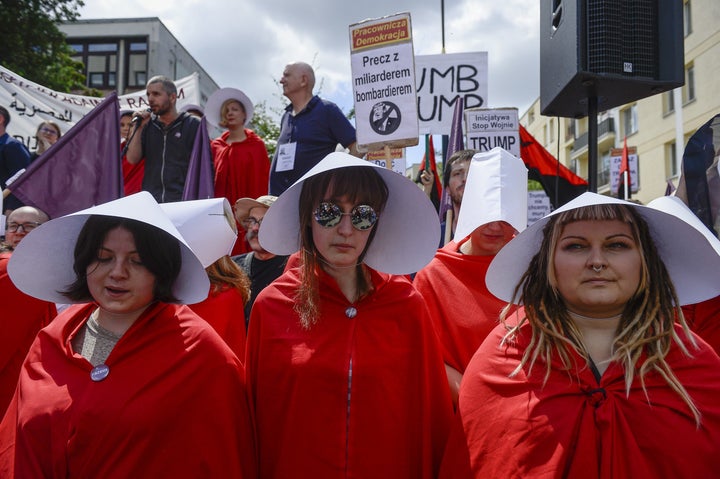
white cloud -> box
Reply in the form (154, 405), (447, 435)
(77, 0), (541, 161)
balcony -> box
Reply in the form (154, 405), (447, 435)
(570, 117), (616, 157)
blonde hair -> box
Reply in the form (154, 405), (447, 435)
(501, 204), (701, 424)
(219, 99), (245, 128)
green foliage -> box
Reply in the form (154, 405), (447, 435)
(528, 179), (544, 191)
(249, 101), (282, 157)
(0, 0), (86, 92)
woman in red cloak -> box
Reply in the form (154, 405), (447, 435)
(440, 193), (720, 478)
(207, 88), (270, 255)
(246, 152), (453, 478)
(0, 192), (255, 478)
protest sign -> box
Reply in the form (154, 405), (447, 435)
(349, 13), (419, 152)
(415, 52), (487, 135)
(465, 107), (520, 158)
(366, 147), (406, 175)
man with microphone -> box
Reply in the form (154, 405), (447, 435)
(125, 75), (203, 203)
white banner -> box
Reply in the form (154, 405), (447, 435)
(415, 52), (488, 136)
(465, 107), (520, 158)
(350, 13), (419, 152)
(0, 64), (200, 153)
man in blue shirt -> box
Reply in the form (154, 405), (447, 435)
(269, 62), (362, 195)
(0, 106), (31, 214)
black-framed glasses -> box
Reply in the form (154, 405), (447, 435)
(313, 202), (378, 231)
(242, 217), (263, 228)
(6, 222), (42, 233)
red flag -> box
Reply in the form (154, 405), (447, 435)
(519, 125), (587, 208)
(416, 135), (442, 212)
(618, 136), (631, 199)
(9, 93), (122, 218)
(182, 116), (215, 200)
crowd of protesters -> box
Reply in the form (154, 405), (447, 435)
(1, 66), (720, 478)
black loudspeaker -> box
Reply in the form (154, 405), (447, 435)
(540, 0), (684, 118)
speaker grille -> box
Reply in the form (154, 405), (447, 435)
(587, 0), (657, 79)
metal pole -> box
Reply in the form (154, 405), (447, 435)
(441, 0), (446, 53)
(587, 95), (598, 193)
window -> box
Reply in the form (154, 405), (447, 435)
(528, 109), (535, 125)
(575, 118), (587, 138)
(683, 64), (695, 103)
(598, 151), (611, 187)
(684, 1), (692, 37)
(664, 91), (675, 115)
(666, 141), (679, 177)
(548, 119), (555, 143)
(127, 41), (148, 88)
(66, 37), (146, 91)
(570, 158), (580, 176)
(565, 119), (575, 141)
(622, 105), (638, 137)
(69, 40), (118, 89)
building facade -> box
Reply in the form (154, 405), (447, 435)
(58, 17), (219, 105)
(521, 0), (719, 204)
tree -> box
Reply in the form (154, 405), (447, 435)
(250, 101), (282, 158)
(0, 0), (86, 92)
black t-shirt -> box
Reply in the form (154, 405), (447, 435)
(232, 253), (288, 327)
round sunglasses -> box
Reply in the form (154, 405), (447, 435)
(313, 202), (378, 230)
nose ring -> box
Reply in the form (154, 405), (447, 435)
(592, 265), (603, 273)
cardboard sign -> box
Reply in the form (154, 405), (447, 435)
(465, 107), (520, 158)
(365, 147), (405, 174)
(350, 13), (419, 152)
(415, 52), (488, 135)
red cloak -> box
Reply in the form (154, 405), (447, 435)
(0, 302), (255, 478)
(413, 238), (515, 372)
(189, 285), (247, 360)
(246, 267), (453, 478)
(120, 141), (145, 196)
(682, 294), (720, 355)
(0, 253), (56, 419)
(439, 322), (720, 478)
(211, 129), (270, 255)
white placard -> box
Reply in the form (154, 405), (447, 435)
(527, 190), (553, 225)
(350, 13), (419, 152)
(415, 52), (488, 135)
(465, 107), (520, 158)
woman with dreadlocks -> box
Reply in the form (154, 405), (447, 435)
(440, 193), (720, 478)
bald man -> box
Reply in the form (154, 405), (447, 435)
(3, 206), (49, 249)
(269, 62), (362, 195)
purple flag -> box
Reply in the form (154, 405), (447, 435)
(675, 114), (720, 236)
(438, 98), (465, 221)
(182, 116), (214, 201)
(10, 93), (122, 218)
(665, 179), (676, 196)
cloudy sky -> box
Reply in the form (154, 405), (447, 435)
(78, 0), (541, 161)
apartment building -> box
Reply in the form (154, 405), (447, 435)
(522, 0), (719, 204)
